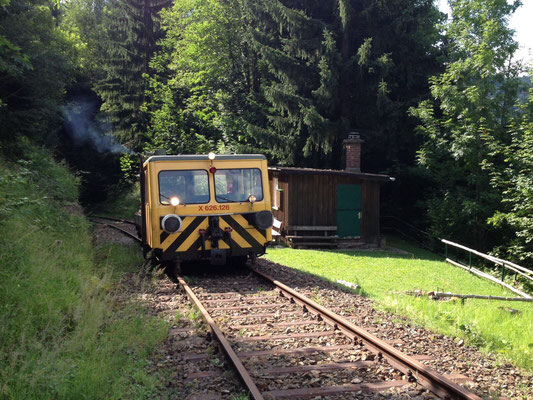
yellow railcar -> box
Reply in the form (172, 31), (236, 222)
(136, 152), (273, 271)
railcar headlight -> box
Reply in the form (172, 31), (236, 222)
(161, 214), (182, 234)
(170, 196), (180, 206)
(208, 152), (216, 160)
(253, 210), (273, 230)
(248, 195), (257, 203)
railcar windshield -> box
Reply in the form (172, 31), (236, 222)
(159, 170), (209, 204)
(214, 168), (263, 203)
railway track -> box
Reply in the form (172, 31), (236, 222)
(89, 216), (142, 243)
(177, 266), (482, 400)
(89, 215), (529, 398)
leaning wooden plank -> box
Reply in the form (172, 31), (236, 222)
(406, 290), (533, 302)
(500, 264), (533, 282)
(497, 259), (533, 278)
(442, 239), (533, 278)
(445, 258), (532, 299)
(442, 239), (503, 265)
(481, 254), (533, 280)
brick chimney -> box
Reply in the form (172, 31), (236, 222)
(344, 132), (364, 172)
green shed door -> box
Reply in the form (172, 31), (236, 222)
(336, 184), (362, 238)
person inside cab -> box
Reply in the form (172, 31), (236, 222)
(227, 171), (242, 201)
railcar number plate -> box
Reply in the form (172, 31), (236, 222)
(199, 205), (230, 211)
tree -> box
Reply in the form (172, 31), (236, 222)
(409, 0), (522, 249)
(149, 0), (442, 168)
(240, 0), (340, 166)
(0, 0), (77, 144)
(61, 0), (108, 80)
(488, 74), (533, 265)
(96, 0), (170, 150)
(242, 0), (445, 167)
(145, 0), (265, 155)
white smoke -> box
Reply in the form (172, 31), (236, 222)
(62, 99), (133, 154)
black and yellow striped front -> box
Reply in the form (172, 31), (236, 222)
(159, 214), (271, 261)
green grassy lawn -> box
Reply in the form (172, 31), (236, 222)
(264, 239), (533, 370)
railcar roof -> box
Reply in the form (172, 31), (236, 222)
(145, 154), (267, 163)
(268, 166), (391, 181)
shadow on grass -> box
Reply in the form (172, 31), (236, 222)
(289, 234), (445, 263)
(323, 244), (443, 264)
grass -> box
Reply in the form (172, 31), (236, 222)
(0, 142), (168, 399)
(264, 238), (533, 370)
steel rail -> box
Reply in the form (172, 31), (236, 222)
(250, 266), (482, 400)
(91, 215), (136, 225)
(89, 218), (142, 243)
(176, 276), (264, 400)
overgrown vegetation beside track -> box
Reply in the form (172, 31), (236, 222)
(265, 240), (533, 371)
(91, 185), (140, 220)
(0, 142), (168, 399)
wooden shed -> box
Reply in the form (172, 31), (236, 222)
(268, 134), (391, 247)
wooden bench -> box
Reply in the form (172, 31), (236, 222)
(285, 225), (338, 248)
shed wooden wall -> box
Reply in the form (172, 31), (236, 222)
(269, 171), (381, 243)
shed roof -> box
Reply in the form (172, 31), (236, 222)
(268, 166), (391, 182)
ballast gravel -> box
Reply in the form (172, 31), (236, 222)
(188, 270), (439, 399)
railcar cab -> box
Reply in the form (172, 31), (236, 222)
(137, 152), (273, 269)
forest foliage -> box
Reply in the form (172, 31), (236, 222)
(1, 0), (532, 265)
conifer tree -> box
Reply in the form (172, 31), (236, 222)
(97, 0), (170, 149)
(242, 0), (442, 168)
(145, 0), (441, 169)
(242, 0), (339, 166)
